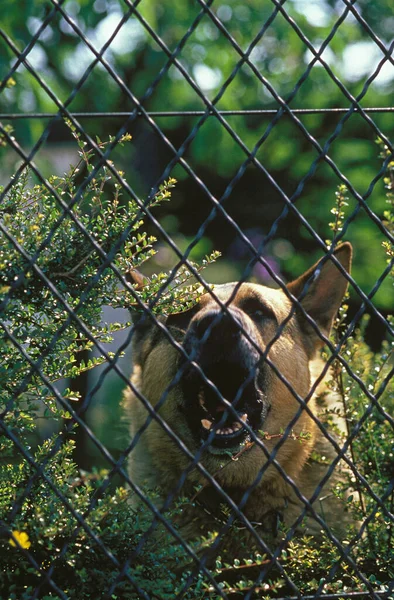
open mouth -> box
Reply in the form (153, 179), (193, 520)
(183, 362), (268, 455)
(198, 389), (251, 450)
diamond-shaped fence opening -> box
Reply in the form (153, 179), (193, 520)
(0, 1), (393, 598)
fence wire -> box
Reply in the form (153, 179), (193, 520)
(0, 0), (393, 599)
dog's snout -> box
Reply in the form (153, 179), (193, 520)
(193, 309), (242, 341)
(183, 306), (259, 368)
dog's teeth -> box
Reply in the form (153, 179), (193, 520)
(198, 392), (208, 412)
(210, 421), (247, 436)
(240, 413), (248, 423)
(207, 418), (248, 436)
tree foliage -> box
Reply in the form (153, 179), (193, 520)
(0, 0), (393, 313)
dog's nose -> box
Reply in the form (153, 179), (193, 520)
(194, 309), (242, 342)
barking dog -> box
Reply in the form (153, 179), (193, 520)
(125, 243), (353, 548)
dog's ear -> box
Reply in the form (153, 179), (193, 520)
(126, 268), (155, 365)
(130, 311), (163, 366)
(287, 242), (352, 346)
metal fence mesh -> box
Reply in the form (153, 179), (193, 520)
(0, 0), (393, 598)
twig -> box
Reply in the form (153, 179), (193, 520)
(52, 250), (95, 278)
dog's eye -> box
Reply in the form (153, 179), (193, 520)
(242, 299), (275, 321)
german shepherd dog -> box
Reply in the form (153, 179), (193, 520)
(125, 243), (353, 552)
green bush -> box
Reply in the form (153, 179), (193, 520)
(0, 131), (392, 599)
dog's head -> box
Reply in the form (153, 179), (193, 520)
(130, 243), (352, 461)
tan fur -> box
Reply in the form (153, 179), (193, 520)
(124, 243), (354, 553)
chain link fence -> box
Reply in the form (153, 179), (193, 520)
(0, 0), (393, 598)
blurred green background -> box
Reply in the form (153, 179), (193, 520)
(1, 0), (393, 465)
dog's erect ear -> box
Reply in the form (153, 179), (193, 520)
(287, 242), (352, 345)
